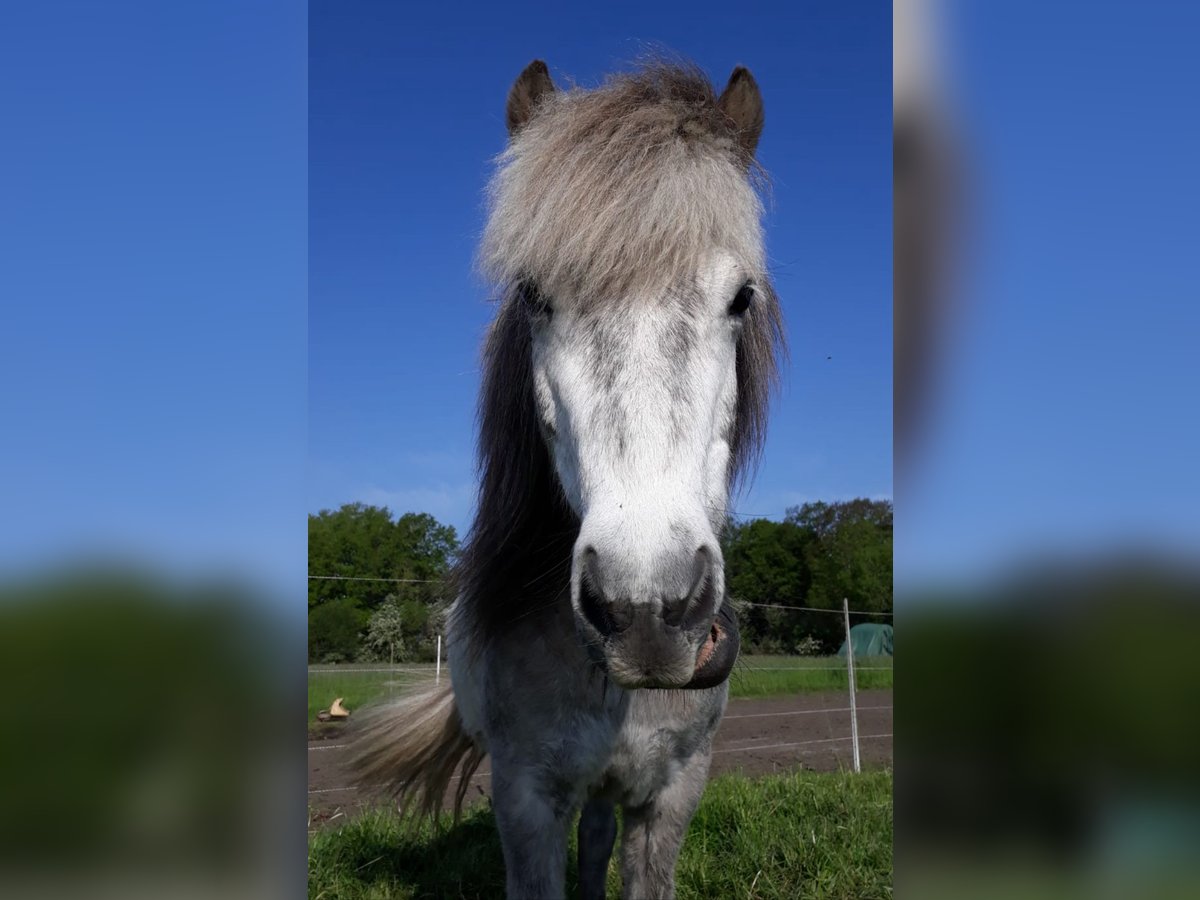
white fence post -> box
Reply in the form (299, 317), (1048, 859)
(843, 598), (861, 773)
(436, 634), (442, 685)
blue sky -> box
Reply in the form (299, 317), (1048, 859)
(897, 2), (1200, 585)
(1, 2), (306, 591)
(310, 2), (893, 538)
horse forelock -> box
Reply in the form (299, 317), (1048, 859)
(480, 61), (768, 304)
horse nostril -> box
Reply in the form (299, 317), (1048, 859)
(662, 547), (718, 628)
(579, 579), (614, 636)
(579, 580), (632, 637)
(680, 546), (720, 631)
(661, 594), (689, 627)
(579, 549), (633, 637)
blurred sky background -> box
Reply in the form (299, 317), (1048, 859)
(0, 2), (306, 591)
(309, 2), (893, 538)
(896, 1), (1200, 587)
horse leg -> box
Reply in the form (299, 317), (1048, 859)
(618, 752), (711, 900)
(492, 764), (574, 899)
(577, 796), (617, 900)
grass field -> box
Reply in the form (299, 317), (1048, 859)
(308, 655), (893, 723)
(308, 769), (893, 899)
(308, 666), (435, 723)
(728, 655), (893, 698)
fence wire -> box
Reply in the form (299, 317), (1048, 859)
(307, 574), (892, 617)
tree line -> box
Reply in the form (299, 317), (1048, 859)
(308, 498), (892, 663)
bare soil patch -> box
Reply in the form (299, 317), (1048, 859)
(308, 689), (892, 828)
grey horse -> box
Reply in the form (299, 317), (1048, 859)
(353, 59), (784, 900)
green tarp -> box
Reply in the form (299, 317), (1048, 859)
(837, 622), (893, 658)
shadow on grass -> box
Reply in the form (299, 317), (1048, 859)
(311, 802), (601, 899)
(311, 771), (895, 900)
(310, 805), (514, 899)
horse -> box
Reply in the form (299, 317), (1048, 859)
(352, 59), (784, 900)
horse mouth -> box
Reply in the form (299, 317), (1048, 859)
(681, 601), (740, 690)
(693, 621), (722, 672)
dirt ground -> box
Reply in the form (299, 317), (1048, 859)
(308, 689), (891, 827)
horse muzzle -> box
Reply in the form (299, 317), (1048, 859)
(576, 589), (741, 690)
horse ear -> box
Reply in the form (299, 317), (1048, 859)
(717, 66), (764, 156)
(506, 59), (556, 136)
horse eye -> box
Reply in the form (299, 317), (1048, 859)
(517, 280), (552, 319)
(728, 282), (754, 316)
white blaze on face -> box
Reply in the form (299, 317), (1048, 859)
(530, 252), (747, 607)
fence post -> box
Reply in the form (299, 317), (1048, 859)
(436, 634), (442, 685)
(843, 598), (861, 773)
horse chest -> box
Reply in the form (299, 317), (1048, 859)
(599, 687), (727, 807)
(603, 724), (689, 805)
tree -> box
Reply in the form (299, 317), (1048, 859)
(723, 518), (813, 605)
(721, 498), (893, 653)
(722, 517), (815, 652)
(307, 596), (367, 663)
(364, 595), (406, 665)
(788, 499), (892, 614)
(308, 504), (458, 612)
(307, 504), (459, 662)
(362, 594), (444, 664)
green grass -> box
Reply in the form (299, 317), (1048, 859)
(728, 655), (893, 699)
(308, 769), (893, 899)
(308, 656), (892, 724)
(308, 664), (438, 723)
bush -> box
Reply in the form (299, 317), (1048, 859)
(794, 635), (823, 656)
(308, 596), (367, 663)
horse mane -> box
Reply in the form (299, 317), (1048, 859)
(458, 61), (785, 645)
